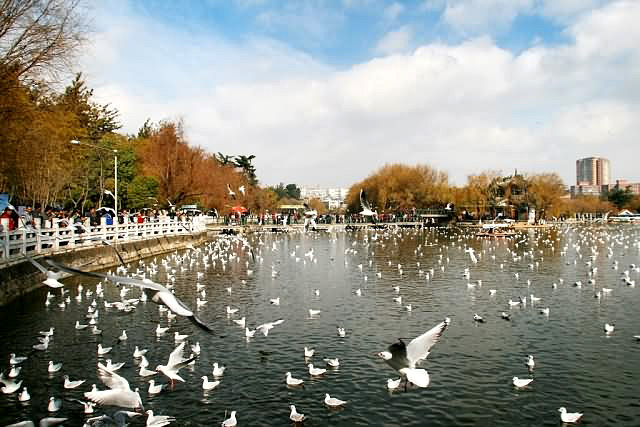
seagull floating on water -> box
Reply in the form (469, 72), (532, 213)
(308, 363), (326, 376)
(63, 375), (86, 389)
(201, 376), (220, 390)
(212, 362), (226, 377)
(558, 407), (583, 423)
(221, 410), (237, 427)
(324, 393), (347, 407)
(289, 405), (305, 423)
(286, 372), (304, 386)
(146, 410), (175, 427)
(512, 377), (533, 388)
(387, 378), (401, 390)
(526, 355), (535, 370)
(47, 259), (212, 332)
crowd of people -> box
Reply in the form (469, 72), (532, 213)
(0, 206), (198, 232)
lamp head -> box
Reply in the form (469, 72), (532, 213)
(70, 139), (81, 145)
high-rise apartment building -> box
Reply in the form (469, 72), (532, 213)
(576, 157), (610, 186)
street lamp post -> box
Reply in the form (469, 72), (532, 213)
(70, 140), (118, 216)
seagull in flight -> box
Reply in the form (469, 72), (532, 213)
(45, 260), (212, 332)
(378, 317), (451, 388)
(256, 319), (284, 336)
(155, 342), (196, 385)
(227, 184), (236, 200)
(359, 189), (378, 223)
(25, 255), (65, 288)
(238, 185), (245, 196)
(84, 363), (143, 410)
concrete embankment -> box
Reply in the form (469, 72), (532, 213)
(0, 231), (211, 307)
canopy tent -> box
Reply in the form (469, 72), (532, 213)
(231, 205), (248, 214)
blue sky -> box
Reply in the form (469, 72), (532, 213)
(82, 0), (639, 187)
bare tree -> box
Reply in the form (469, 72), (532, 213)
(0, 0), (87, 83)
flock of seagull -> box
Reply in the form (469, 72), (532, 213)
(1, 217), (639, 425)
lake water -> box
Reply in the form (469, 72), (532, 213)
(1, 224), (639, 426)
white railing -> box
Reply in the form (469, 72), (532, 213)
(0, 217), (207, 261)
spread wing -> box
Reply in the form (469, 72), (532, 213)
(359, 189), (372, 211)
(46, 260), (166, 292)
(97, 363), (131, 391)
(25, 255), (48, 274)
(46, 261), (214, 333)
(406, 318), (450, 366)
(166, 342), (187, 369)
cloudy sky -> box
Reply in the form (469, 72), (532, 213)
(81, 0), (639, 188)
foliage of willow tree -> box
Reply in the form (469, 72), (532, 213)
(527, 173), (566, 218)
(458, 171), (500, 217)
(308, 198), (327, 215)
(345, 164), (451, 213)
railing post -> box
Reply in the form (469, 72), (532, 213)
(1, 228), (8, 260)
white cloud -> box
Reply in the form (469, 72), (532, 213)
(538, 0), (612, 22)
(441, 0), (535, 35)
(83, 1), (640, 187)
(374, 26), (413, 55)
(384, 2), (405, 20)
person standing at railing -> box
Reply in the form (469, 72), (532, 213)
(1, 207), (16, 231)
(22, 207), (34, 227)
(89, 208), (99, 227)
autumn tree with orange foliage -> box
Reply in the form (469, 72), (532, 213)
(137, 120), (280, 215)
(345, 164), (451, 213)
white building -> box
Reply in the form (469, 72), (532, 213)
(300, 186), (349, 209)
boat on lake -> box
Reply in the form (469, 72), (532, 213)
(476, 220), (517, 237)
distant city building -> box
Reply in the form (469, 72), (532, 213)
(601, 180), (640, 196)
(572, 157), (611, 198)
(300, 186), (349, 210)
(576, 157), (610, 186)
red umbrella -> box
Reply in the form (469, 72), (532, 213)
(231, 205), (248, 214)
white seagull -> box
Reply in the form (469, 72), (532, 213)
(308, 363), (326, 376)
(285, 372), (304, 386)
(201, 376), (220, 390)
(378, 317), (451, 388)
(387, 378), (401, 390)
(146, 410), (175, 427)
(359, 189), (378, 223)
(256, 319), (285, 336)
(289, 405), (305, 423)
(63, 375), (86, 389)
(221, 410), (237, 427)
(147, 380), (165, 394)
(526, 355), (535, 370)
(512, 377), (533, 388)
(226, 184), (236, 200)
(212, 362), (226, 377)
(46, 260), (212, 332)
(48, 361), (62, 373)
(25, 255), (65, 288)
(84, 363), (143, 410)
(324, 393), (347, 407)
(155, 342), (196, 385)
(558, 407), (583, 423)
